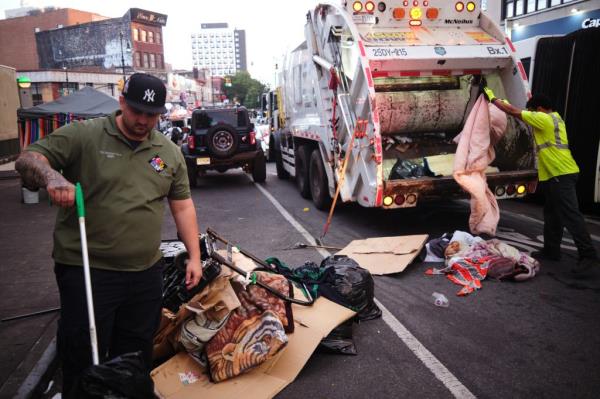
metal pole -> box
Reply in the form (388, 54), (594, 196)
(120, 31), (126, 81)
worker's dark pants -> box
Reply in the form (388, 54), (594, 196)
(55, 261), (163, 398)
(541, 173), (597, 260)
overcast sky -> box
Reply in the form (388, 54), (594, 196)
(0, 0), (321, 85)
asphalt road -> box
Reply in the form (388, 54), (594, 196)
(172, 163), (600, 399)
(16, 161), (598, 398)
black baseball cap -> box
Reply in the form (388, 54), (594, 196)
(122, 73), (167, 114)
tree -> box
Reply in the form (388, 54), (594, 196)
(223, 71), (265, 108)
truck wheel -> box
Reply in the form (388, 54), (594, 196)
(187, 162), (198, 188)
(309, 149), (332, 210)
(275, 149), (289, 179)
(252, 151), (267, 183)
(295, 145), (311, 199)
(207, 124), (239, 159)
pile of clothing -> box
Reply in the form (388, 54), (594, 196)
(423, 231), (540, 296)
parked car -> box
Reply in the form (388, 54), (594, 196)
(181, 106), (266, 186)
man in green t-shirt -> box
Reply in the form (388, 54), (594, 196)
(483, 88), (598, 277)
(16, 73), (202, 396)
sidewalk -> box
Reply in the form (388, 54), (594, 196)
(0, 175), (60, 398)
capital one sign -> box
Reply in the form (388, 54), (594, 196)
(582, 18), (600, 29)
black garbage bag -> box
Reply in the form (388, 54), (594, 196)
(320, 255), (382, 321)
(318, 319), (357, 355)
(70, 351), (157, 399)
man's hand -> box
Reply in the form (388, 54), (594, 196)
(185, 257), (203, 290)
(15, 151), (75, 208)
(47, 177), (75, 208)
(483, 86), (496, 102)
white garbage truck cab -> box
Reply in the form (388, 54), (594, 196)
(273, 0), (538, 210)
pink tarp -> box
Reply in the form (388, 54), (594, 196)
(453, 95), (507, 236)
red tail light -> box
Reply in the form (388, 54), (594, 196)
(249, 131), (256, 145)
(187, 135), (195, 150)
(394, 194), (406, 205)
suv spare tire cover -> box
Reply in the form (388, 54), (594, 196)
(207, 124), (239, 159)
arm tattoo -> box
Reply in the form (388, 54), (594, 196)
(15, 152), (68, 189)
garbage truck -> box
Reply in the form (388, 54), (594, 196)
(271, 0), (538, 210)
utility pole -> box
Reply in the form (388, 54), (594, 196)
(119, 31), (127, 81)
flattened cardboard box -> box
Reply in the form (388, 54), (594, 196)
(151, 297), (355, 399)
(337, 234), (428, 275)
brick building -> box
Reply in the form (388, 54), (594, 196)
(0, 7), (167, 104)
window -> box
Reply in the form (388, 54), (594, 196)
(157, 54), (163, 69)
(148, 31), (154, 43)
(134, 52), (141, 67)
(150, 53), (156, 69)
(505, 0), (514, 17)
(550, 0), (560, 5)
(527, 0), (536, 12)
(133, 28), (139, 41)
(515, 0), (524, 15)
(31, 83), (43, 106)
(537, 0), (547, 9)
(156, 32), (161, 44)
(140, 29), (147, 42)
(143, 53), (149, 68)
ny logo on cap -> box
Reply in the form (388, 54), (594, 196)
(143, 89), (156, 103)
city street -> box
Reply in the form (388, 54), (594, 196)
(3, 162), (598, 398)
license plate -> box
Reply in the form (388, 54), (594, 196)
(352, 14), (376, 25)
(196, 157), (210, 166)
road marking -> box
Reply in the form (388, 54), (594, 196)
(500, 209), (600, 243)
(376, 298), (476, 399)
(254, 182), (476, 399)
(585, 217), (600, 227)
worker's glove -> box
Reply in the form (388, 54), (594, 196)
(482, 86), (496, 102)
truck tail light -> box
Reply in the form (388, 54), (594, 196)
(406, 193), (417, 205)
(249, 131), (256, 145)
(517, 184), (526, 195)
(466, 1), (476, 12)
(353, 1), (363, 12)
(495, 186), (506, 196)
(393, 8), (405, 19)
(365, 1), (375, 12)
(455, 1), (465, 11)
(187, 135), (195, 150)
(528, 181), (538, 193)
(383, 196), (393, 206)
(394, 194), (406, 206)
(426, 7), (439, 19)
(506, 184), (516, 196)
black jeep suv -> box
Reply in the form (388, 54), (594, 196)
(181, 106), (266, 187)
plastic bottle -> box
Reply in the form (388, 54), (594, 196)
(432, 292), (449, 308)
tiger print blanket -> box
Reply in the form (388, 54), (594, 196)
(205, 271), (294, 382)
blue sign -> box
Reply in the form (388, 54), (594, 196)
(511, 8), (600, 42)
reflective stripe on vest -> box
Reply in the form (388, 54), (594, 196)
(536, 114), (570, 151)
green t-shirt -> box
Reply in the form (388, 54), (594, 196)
(521, 110), (579, 181)
(27, 111), (191, 271)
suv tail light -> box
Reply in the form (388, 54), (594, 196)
(249, 131), (256, 145)
(187, 135), (195, 150)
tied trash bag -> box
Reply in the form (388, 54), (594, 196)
(319, 319), (357, 355)
(70, 351), (157, 399)
(320, 255), (382, 321)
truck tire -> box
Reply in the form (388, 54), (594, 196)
(309, 149), (332, 210)
(187, 162), (198, 188)
(275, 149), (289, 179)
(207, 124), (239, 159)
(295, 145), (311, 199)
(252, 151), (267, 183)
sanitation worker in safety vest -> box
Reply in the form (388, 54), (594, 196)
(483, 88), (598, 277)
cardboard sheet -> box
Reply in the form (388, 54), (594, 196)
(337, 235), (428, 275)
(151, 297), (355, 399)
